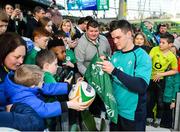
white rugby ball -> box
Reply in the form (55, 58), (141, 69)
(69, 81), (95, 107)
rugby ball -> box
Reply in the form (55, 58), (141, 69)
(69, 81), (95, 107)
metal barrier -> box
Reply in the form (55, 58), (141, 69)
(174, 92), (180, 130)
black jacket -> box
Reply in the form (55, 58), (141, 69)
(25, 17), (39, 39)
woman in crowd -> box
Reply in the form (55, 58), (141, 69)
(59, 19), (78, 49)
(0, 32), (45, 131)
(39, 16), (53, 34)
(134, 32), (152, 53)
(4, 4), (26, 35)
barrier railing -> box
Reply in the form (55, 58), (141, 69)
(174, 92), (180, 130)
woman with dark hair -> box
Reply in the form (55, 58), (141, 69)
(4, 4), (26, 36)
(0, 32), (45, 131)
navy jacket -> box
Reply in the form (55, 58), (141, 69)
(0, 103), (45, 131)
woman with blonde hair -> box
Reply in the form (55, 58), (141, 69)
(59, 19), (77, 49)
(59, 19), (75, 38)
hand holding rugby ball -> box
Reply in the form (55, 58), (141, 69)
(69, 81), (95, 108)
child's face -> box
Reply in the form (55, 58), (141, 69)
(5, 4), (14, 16)
(51, 46), (66, 61)
(0, 21), (8, 35)
(35, 36), (49, 49)
(159, 38), (171, 51)
(47, 59), (58, 75)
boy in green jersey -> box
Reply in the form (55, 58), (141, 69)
(24, 27), (50, 64)
(147, 33), (178, 127)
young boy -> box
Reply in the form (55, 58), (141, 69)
(160, 46), (180, 128)
(147, 33), (178, 127)
(54, 30), (77, 65)
(24, 27), (50, 64)
(47, 38), (75, 82)
(35, 50), (72, 130)
(47, 38), (79, 128)
(36, 49), (57, 83)
(0, 10), (9, 35)
(4, 64), (86, 118)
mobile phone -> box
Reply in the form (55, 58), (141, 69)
(65, 71), (74, 80)
(15, 4), (20, 9)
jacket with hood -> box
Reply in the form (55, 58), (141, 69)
(3, 72), (69, 118)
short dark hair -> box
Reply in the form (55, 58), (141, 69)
(160, 33), (174, 44)
(78, 17), (85, 25)
(0, 32), (26, 65)
(33, 6), (44, 14)
(87, 19), (99, 30)
(84, 16), (94, 23)
(47, 38), (65, 50)
(36, 49), (56, 69)
(53, 30), (66, 39)
(159, 23), (167, 27)
(109, 20), (132, 33)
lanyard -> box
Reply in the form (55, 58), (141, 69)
(85, 33), (100, 57)
(3, 65), (9, 73)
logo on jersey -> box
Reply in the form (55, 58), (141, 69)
(128, 60), (133, 65)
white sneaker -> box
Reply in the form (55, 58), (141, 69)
(153, 118), (161, 128)
(146, 118), (154, 126)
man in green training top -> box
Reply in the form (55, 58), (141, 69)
(98, 20), (152, 131)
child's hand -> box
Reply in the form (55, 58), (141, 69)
(76, 77), (84, 83)
(153, 73), (162, 82)
(68, 39), (78, 48)
(66, 61), (74, 68)
(6, 104), (13, 112)
(64, 75), (73, 84)
(67, 97), (87, 111)
(170, 102), (175, 109)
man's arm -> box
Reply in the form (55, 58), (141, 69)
(74, 39), (87, 75)
(111, 68), (148, 94)
(98, 59), (151, 94)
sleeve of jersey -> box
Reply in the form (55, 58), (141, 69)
(111, 51), (152, 94)
(42, 83), (68, 95)
(170, 55), (178, 70)
(112, 68), (148, 94)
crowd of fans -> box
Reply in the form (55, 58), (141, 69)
(0, 3), (179, 131)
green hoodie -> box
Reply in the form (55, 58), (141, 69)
(163, 73), (180, 103)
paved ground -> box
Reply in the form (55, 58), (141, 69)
(146, 126), (171, 131)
